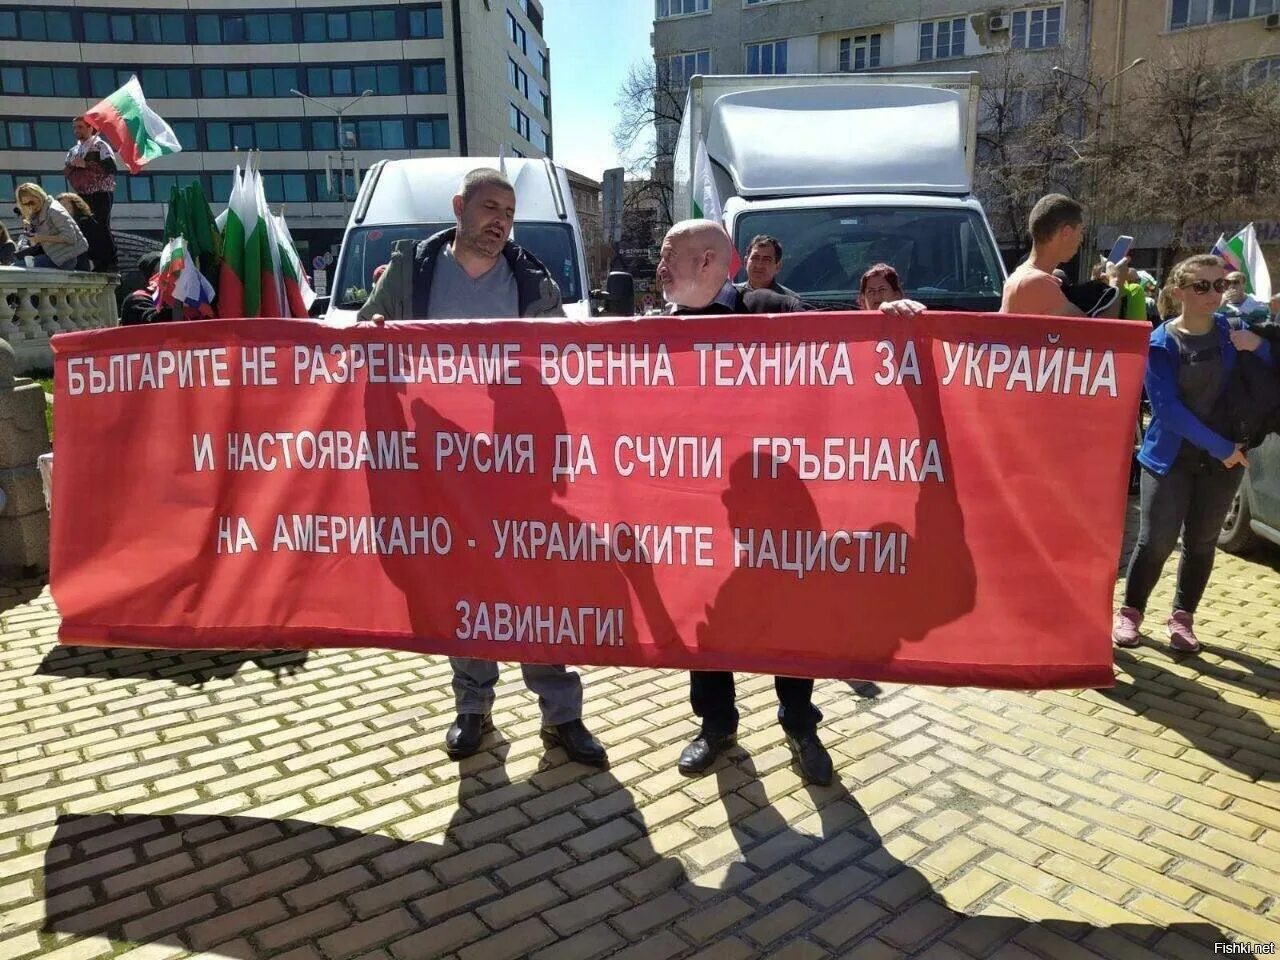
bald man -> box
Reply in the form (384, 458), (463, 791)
(657, 220), (925, 785)
(659, 219), (803, 315)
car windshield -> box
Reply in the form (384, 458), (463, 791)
(332, 222), (583, 308)
(734, 206), (1004, 311)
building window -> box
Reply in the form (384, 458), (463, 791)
(10, 65), (81, 97)
(303, 8), (398, 42)
(510, 103), (531, 140)
(537, 49), (549, 80)
(1172, 0), (1277, 29)
(509, 57), (530, 98)
(305, 65), (403, 97)
(14, 9), (74, 42)
(839, 33), (881, 71)
(88, 66), (192, 99)
(411, 61), (447, 93)
(1245, 55), (1280, 86)
(919, 17), (966, 60)
(659, 50), (711, 88)
(206, 121), (304, 151)
(84, 11), (186, 43)
(415, 116), (450, 148)
(532, 121), (549, 152)
(507, 11), (528, 54)
(408, 4), (445, 38)
(746, 39), (788, 74)
(656, 0), (709, 18)
(195, 12), (296, 44)
(199, 66), (299, 98)
(541, 89), (551, 118)
(1011, 5), (1062, 48)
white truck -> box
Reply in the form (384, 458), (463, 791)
(325, 156), (594, 323)
(673, 73), (1006, 311)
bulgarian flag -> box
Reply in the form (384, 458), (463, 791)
(1211, 223), (1272, 301)
(217, 166), (251, 318)
(692, 141), (742, 279)
(250, 166), (284, 318)
(83, 75), (182, 174)
(271, 211), (316, 317)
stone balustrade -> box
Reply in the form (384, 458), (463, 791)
(0, 266), (119, 373)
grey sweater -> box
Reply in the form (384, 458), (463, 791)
(30, 199), (88, 268)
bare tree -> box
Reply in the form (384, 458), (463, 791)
(974, 44), (1093, 263)
(1099, 40), (1280, 264)
(612, 59), (687, 229)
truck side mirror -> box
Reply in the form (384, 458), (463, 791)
(308, 295), (330, 318)
(605, 271), (635, 316)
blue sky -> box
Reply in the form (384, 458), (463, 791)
(542, 0), (656, 182)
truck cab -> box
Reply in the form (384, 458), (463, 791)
(325, 156), (592, 323)
(675, 74), (1006, 310)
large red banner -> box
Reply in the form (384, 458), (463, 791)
(51, 312), (1148, 688)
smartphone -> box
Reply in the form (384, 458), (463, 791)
(1107, 235), (1134, 264)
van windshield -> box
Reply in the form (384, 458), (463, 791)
(333, 222), (583, 308)
(734, 206), (1004, 311)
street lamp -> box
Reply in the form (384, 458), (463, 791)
(1051, 58), (1146, 273)
(290, 88), (375, 209)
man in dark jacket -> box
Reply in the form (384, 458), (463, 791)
(358, 171), (561, 323)
(661, 219), (924, 785)
(119, 252), (162, 325)
(359, 168), (604, 768)
(735, 234), (800, 298)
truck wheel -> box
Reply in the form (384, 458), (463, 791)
(1219, 478), (1259, 554)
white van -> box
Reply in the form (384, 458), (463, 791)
(325, 156), (593, 323)
(673, 73), (1007, 311)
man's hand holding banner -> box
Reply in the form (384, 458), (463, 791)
(50, 311), (1148, 689)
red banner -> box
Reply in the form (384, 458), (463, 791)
(51, 313), (1148, 688)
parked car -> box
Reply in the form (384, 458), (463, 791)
(1219, 434), (1280, 553)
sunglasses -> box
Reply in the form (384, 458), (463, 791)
(1180, 278), (1230, 294)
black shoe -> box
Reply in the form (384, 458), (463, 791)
(786, 729), (833, 786)
(445, 713), (493, 759)
(541, 719), (607, 766)
(677, 730), (735, 776)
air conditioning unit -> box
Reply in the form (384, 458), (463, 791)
(989, 13), (1009, 31)
(1265, 12), (1280, 28)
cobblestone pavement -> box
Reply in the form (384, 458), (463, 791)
(1, 508), (1278, 960)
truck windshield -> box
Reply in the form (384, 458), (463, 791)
(735, 207), (1004, 311)
(332, 222), (583, 308)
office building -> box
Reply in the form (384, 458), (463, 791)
(0, 0), (554, 263)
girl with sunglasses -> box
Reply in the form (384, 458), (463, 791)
(1113, 254), (1271, 652)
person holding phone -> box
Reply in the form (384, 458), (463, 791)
(1113, 254), (1270, 653)
(1001, 194), (1127, 317)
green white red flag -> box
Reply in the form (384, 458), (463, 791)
(83, 75), (182, 174)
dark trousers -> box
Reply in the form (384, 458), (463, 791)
(690, 671), (822, 736)
(82, 190), (116, 270)
(1124, 453), (1242, 615)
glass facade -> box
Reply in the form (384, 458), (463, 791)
(0, 3), (443, 44)
(0, 61), (446, 99)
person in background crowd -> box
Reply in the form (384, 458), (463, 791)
(1138, 271), (1161, 325)
(658, 218), (925, 785)
(736, 234), (799, 297)
(1219, 271), (1271, 326)
(120, 252), (163, 326)
(63, 115), (118, 272)
(56, 193), (110, 271)
(1119, 267), (1150, 322)
(360, 167), (605, 767)
(1001, 194), (1126, 317)
(0, 223), (16, 266)
(14, 183), (88, 270)
(1113, 254), (1271, 653)
(859, 263), (905, 312)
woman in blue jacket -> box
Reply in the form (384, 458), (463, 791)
(1113, 254), (1271, 652)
